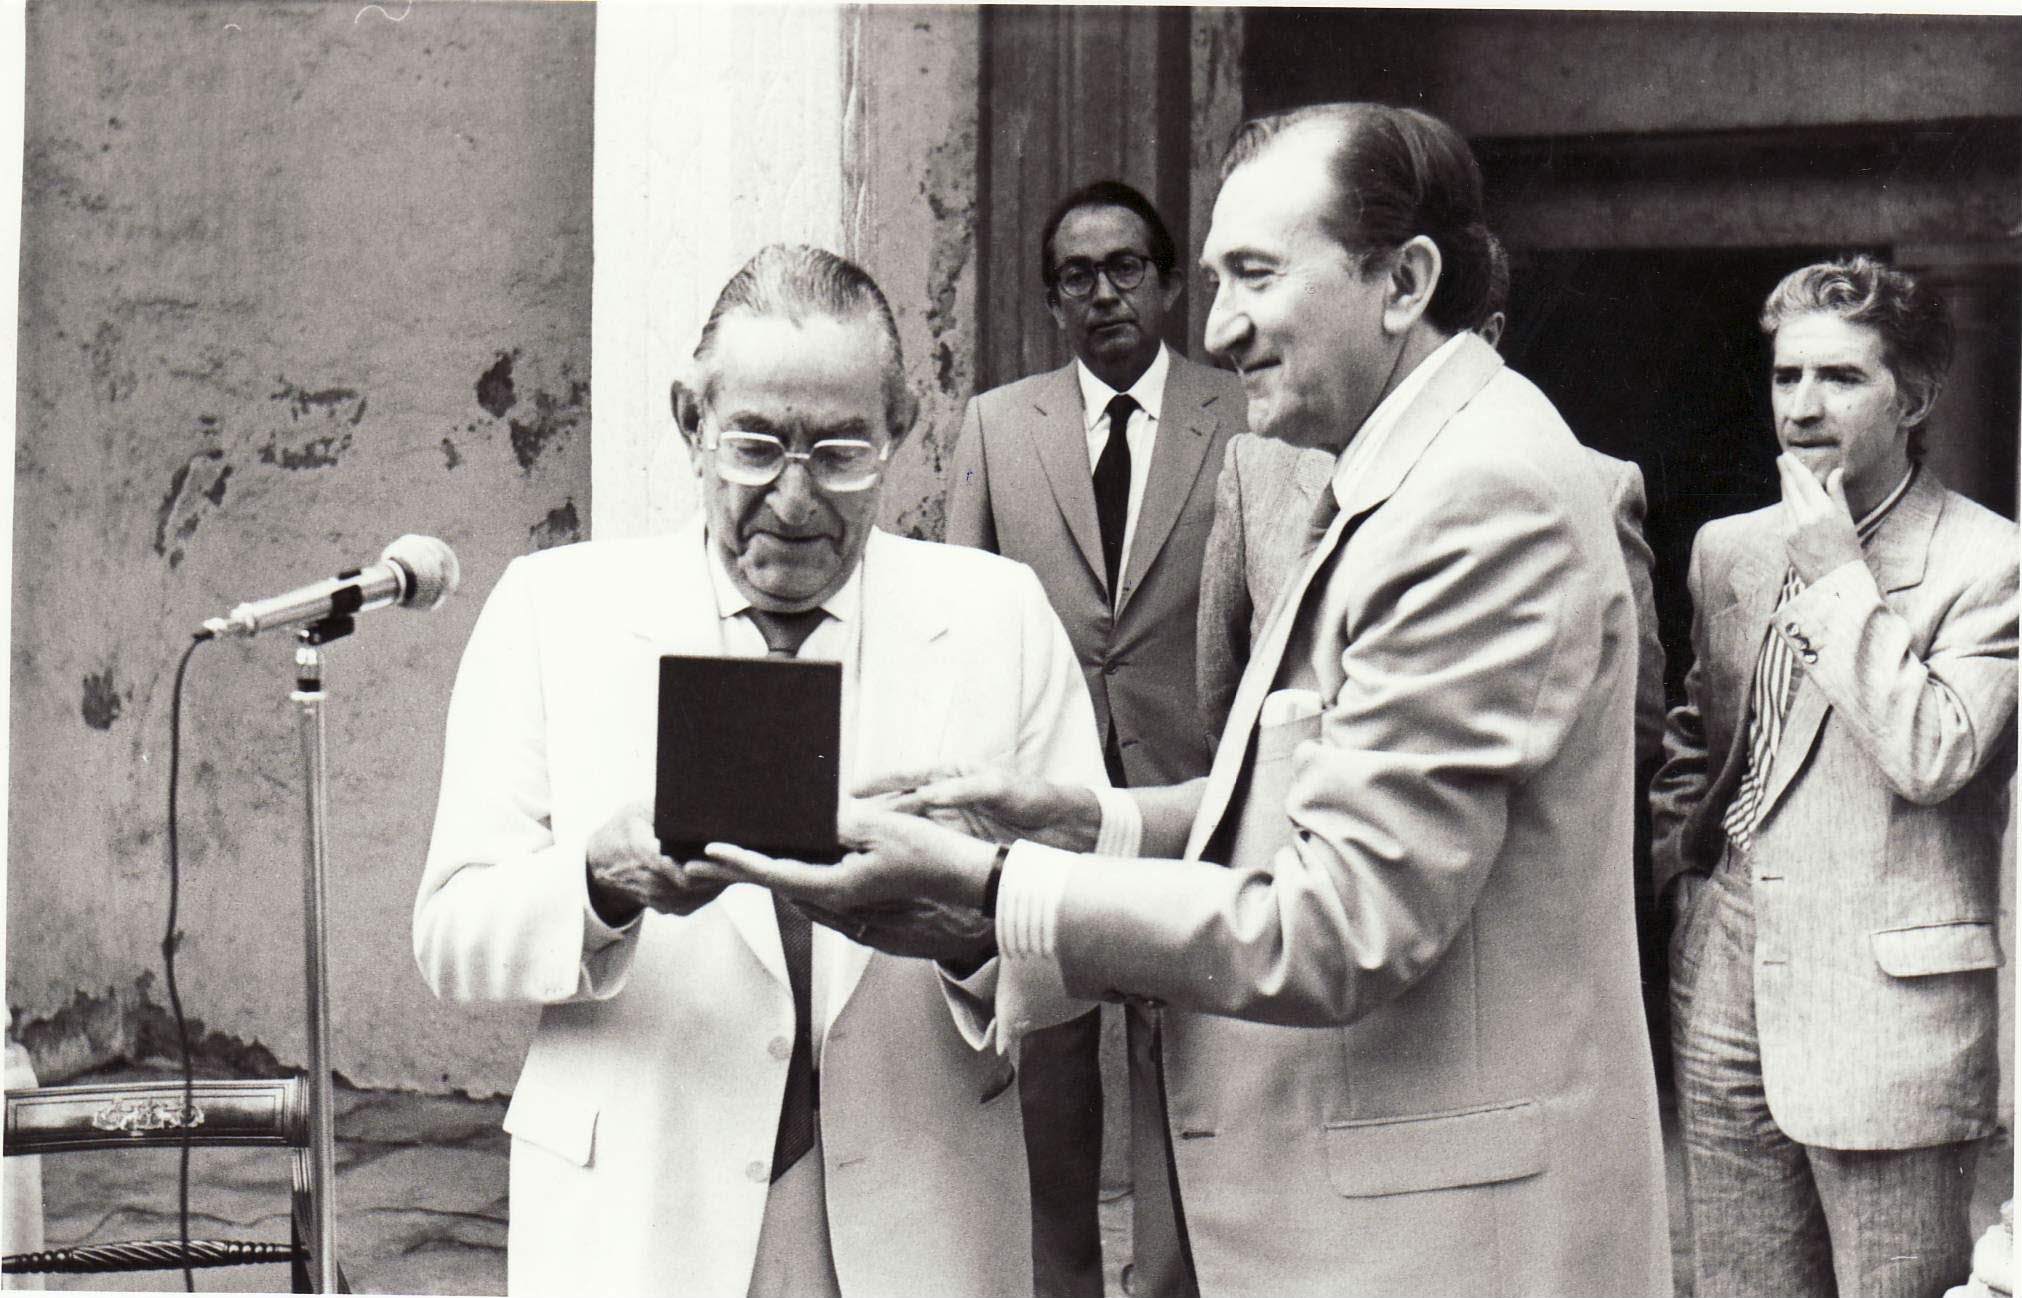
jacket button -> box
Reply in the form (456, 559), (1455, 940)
(768, 1036), (792, 1061)
(1801, 650), (1819, 664)
(1103, 661), (1118, 676)
(746, 1160), (768, 1183)
(1785, 620), (1800, 634)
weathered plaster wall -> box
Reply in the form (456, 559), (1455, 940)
(844, 5), (981, 544)
(590, 2), (847, 543)
(11, 0), (593, 1094)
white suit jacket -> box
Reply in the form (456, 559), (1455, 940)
(414, 522), (1106, 1296)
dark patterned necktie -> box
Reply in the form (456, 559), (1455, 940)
(1093, 392), (1138, 603)
(746, 606), (826, 1180)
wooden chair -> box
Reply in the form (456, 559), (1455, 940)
(2, 1076), (346, 1291)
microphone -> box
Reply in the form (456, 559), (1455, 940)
(199, 534), (461, 640)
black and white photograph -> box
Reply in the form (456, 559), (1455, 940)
(2, 4), (2016, 1296)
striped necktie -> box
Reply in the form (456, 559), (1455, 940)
(1720, 468), (1912, 853)
(1720, 567), (1805, 854)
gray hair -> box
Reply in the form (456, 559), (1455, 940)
(692, 244), (911, 434)
(1760, 255), (1953, 459)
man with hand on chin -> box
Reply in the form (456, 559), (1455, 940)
(708, 103), (1669, 1297)
(415, 244), (1105, 1297)
(1651, 257), (2016, 1298)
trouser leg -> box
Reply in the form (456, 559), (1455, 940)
(1810, 1138), (1982, 1298)
(1021, 1006), (1105, 1298)
(1671, 854), (1837, 1297)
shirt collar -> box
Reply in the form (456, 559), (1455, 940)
(1855, 464), (1916, 542)
(703, 527), (866, 627)
(1353, 332), (1468, 452)
(1076, 342), (1170, 432)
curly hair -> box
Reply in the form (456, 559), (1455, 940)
(1760, 255), (1954, 460)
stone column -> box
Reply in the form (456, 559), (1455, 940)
(592, 3), (848, 541)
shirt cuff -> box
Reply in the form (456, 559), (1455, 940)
(1090, 785), (1143, 858)
(997, 841), (1074, 962)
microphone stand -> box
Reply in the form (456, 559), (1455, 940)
(291, 615), (352, 1294)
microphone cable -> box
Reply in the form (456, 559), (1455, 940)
(163, 631), (210, 1293)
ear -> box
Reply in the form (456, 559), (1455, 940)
(670, 378), (705, 452)
(1160, 268), (1185, 314)
(1045, 287), (1068, 333)
(886, 385), (921, 451)
(1896, 379), (1938, 430)
(1381, 235), (1442, 335)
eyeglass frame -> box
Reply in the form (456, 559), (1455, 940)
(697, 412), (894, 493)
(1050, 251), (1159, 300)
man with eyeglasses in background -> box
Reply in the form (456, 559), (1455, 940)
(416, 244), (1106, 1296)
(946, 180), (1246, 1298)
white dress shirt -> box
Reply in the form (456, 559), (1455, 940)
(1076, 342), (1171, 591)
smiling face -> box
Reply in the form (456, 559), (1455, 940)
(687, 311), (901, 611)
(1771, 311), (1914, 518)
(1047, 203), (1180, 391)
(1199, 126), (1402, 451)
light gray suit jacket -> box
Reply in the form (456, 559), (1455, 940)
(1042, 335), (1671, 1296)
(1650, 469), (2017, 1148)
(1197, 433), (1667, 768)
(946, 354), (1246, 786)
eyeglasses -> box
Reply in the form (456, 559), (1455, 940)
(1053, 252), (1153, 300)
(701, 419), (891, 493)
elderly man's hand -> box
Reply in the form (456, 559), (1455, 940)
(585, 801), (728, 922)
(857, 764), (1104, 853)
(795, 896), (997, 967)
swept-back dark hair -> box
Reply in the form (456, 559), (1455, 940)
(1221, 102), (1495, 335)
(1038, 179), (1178, 295)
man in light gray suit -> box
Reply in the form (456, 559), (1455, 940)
(1652, 256), (2017, 1298)
(945, 179), (1245, 1298)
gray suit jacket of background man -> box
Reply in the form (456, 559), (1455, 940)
(947, 355), (1246, 786)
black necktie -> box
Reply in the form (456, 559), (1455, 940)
(1093, 393), (1138, 603)
(746, 606), (825, 1180)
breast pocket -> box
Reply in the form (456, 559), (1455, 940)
(1256, 690), (1324, 763)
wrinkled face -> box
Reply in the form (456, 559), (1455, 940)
(1771, 311), (1913, 515)
(1047, 204), (1180, 390)
(1201, 127), (1401, 451)
(689, 312), (900, 612)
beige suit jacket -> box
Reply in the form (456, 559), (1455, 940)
(1196, 434), (1667, 768)
(414, 524), (1105, 1296)
(947, 354), (1246, 785)
(1047, 335), (1671, 1296)
(1650, 470), (2017, 1147)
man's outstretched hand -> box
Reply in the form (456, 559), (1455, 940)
(857, 763), (1103, 853)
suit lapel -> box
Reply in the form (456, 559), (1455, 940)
(617, 520), (791, 987)
(1116, 360), (1226, 615)
(1025, 365), (1108, 590)
(1753, 471), (1942, 826)
(822, 530), (955, 1031)
(1185, 337), (1504, 861)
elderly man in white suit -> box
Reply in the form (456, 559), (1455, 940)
(415, 245), (1106, 1297)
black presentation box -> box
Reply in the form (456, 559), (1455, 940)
(654, 654), (843, 864)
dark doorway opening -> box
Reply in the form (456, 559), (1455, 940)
(1503, 247), (1859, 703)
